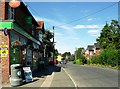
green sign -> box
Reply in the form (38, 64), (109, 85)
(25, 16), (32, 25)
(0, 22), (13, 29)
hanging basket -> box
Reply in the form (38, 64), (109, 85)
(12, 40), (21, 46)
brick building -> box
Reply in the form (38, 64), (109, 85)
(0, 1), (45, 83)
(85, 43), (100, 59)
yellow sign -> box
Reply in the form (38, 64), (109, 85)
(0, 45), (8, 58)
(57, 55), (63, 62)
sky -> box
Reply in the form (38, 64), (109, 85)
(24, 1), (118, 54)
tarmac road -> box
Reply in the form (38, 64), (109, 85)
(63, 62), (119, 88)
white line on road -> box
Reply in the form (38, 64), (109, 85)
(62, 68), (78, 89)
(40, 72), (55, 87)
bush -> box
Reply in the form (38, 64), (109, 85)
(91, 48), (119, 67)
(72, 59), (83, 65)
(87, 60), (91, 65)
(76, 59), (81, 64)
(73, 60), (76, 64)
(91, 56), (99, 64)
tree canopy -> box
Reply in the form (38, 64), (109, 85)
(96, 20), (120, 49)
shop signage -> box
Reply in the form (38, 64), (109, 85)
(0, 45), (8, 58)
(23, 67), (33, 83)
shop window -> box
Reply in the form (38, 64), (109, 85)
(39, 31), (42, 41)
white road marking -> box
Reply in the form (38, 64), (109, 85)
(62, 68), (78, 89)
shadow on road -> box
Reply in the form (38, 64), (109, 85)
(32, 65), (61, 78)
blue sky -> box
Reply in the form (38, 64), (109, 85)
(24, 2), (118, 54)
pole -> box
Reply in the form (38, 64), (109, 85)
(53, 26), (54, 65)
(75, 48), (77, 60)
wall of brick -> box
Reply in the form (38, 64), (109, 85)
(0, 31), (10, 84)
(0, 0), (10, 84)
(0, 0), (5, 20)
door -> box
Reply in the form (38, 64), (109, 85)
(10, 46), (20, 65)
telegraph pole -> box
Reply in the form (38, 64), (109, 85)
(53, 26), (55, 65)
(75, 48), (77, 60)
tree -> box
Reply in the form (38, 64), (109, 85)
(94, 20), (120, 68)
(43, 30), (53, 42)
(54, 49), (59, 58)
(75, 48), (83, 59)
(62, 52), (71, 57)
(42, 30), (54, 57)
(97, 20), (120, 49)
(70, 54), (75, 61)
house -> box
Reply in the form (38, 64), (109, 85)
(85, 43), (100, 59)
(94, 43), (100, 56)
(0, 1), (45, 83)
(86, 45), (94, 59)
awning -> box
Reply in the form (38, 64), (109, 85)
(0, 21), (40, 45)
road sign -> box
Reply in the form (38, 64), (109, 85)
(0, 45), (8, 58)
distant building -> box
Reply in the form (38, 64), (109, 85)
(85, 43), (100, 59)
(94, 43), (100, 56)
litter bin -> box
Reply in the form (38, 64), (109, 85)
(10, 64), (23, 86)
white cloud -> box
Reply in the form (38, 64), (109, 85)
(60, 25), (73, 30)
(88, 29), (100, 36)
(87, 18), (97, 21)
(73, 24), (104, 29)
(88, 18), (93, 21)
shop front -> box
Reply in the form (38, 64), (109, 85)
(0, 21), (41, 82)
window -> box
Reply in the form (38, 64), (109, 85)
(8, 6), (14, 20)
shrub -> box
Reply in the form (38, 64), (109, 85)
(76, 59), (81, 64)
(91, 48), (119, 67)
(87, 60), (91, 65)
(73, 60), (76, 64)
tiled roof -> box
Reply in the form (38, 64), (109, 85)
(87, 45), (94, 51)
(94, 43), (100, 49)
(37, 21), (44, 29)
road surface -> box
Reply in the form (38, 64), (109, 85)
(63, 62), (118, 87)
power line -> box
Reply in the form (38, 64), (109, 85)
(23, 2), (42, 20)
(24, 2), (118, 29)
(55, 2), (118, 28)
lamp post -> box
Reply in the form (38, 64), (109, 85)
(75, 48), (77, 60)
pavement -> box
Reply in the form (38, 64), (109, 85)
(1, 65), (75, 88)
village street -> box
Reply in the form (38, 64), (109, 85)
(2, 62), (119, 89)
